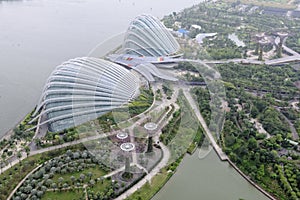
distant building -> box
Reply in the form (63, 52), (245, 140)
(176, 28), (189, 38)
(191, 24), (202, 30)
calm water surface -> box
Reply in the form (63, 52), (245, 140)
(153, 150), (269, 200)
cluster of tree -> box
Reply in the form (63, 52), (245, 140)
(286, 31), (300, 53)
(0, 111), (40, 186)
(128, 88), (154, 117)
(0, 144), (85, 199)
(162, 84), (173, 99)
(87, 180), (117, 200)
(13, 149), (111, 200)
(160, 109), (181, 145)
(259, 107), (290, 136)
(175, 62), (199, 72)
(191, 87), (211, 124)
(40, 127), (79, 147)
(218, 63), (300, 100)
(281, 107), (300, 122)
(275, 164), (300, 199)
(221, 86), (300, 199)
(204, 34), (244, 60)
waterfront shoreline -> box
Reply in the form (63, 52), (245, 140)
(209, 145), (277, 200)
(227, 158), (278, 200)
(0, 110), (36, 142)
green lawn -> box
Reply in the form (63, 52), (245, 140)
(125, 168), (172, 200)
(42, 189), (85, 200)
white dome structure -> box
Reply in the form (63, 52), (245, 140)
(32, 57), (140, 132)
(122, 14), (180, 57)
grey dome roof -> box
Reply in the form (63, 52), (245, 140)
(122, 14), (180, 57)
(33, 57), (140, 132)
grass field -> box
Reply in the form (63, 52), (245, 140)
(42, 189), (85, 200)
(89, 178), (111, 193)
(125, 168), (172, 200)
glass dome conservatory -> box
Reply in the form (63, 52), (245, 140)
(122, 14), (180, 57)
(32, 57), (140, 132)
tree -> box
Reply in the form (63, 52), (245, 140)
(37, 191), (44, 198)
(58, 177), (64, 189)
(248, 137), (258, 150)
(70, 176), (76, 185)
(89, 180), (95, 187)
(45, 179), (53, 187)
(256, 164), (265, 181)
(31, 189), (37, 196)
(82, 152), (88, 160)
(17, 151), (22, 165)
(62, 183), (69, 189)
(41, 186), (47, 192)
(87, 172), (93, 180)
(22, 185), (31, 194)
(51, 183), (57, 191)
(34, 138), (42, 147)
(80, 174), (85, 183)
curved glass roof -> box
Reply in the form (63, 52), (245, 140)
(122, 14), (180, 57)
(33, 57), (140, 132)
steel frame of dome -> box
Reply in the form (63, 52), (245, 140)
(32, 57), (140, 132)
(122, 14), (180, 57)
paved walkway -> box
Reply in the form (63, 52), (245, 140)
(274, 107), (299, 140)
(182, 89), (228, 161)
